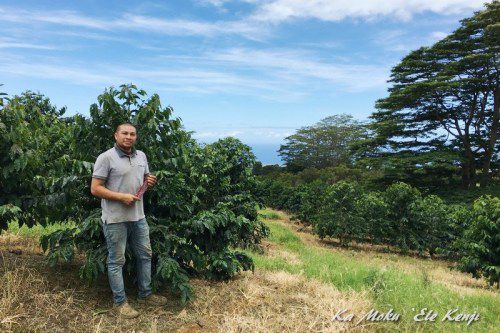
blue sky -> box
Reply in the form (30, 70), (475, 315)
(0, 0), (488, 164)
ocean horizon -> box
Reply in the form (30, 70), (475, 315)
(247, 143), (284, 166)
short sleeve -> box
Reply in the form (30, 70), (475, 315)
(92, 154), (110, 180)
(143, 153), (150, 176)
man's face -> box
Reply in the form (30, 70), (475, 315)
(114, 124), (137, 150)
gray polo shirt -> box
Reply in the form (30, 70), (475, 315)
(92, 144), (150, 224)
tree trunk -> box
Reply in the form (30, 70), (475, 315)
(481, 86), (499, 187)
(461, 147), (476, 189)
(461, 162), (472, 189)
(481, 153), (493, 187)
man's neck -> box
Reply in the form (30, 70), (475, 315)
(115, 143), (133, 155)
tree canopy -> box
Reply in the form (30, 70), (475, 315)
(362, 1), (499, 188)
(278, 114), (368, 172)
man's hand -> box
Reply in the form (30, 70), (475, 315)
(146, 174), (157, 188)
(120, 193), (140, 206)
(91, 178), (141, 205)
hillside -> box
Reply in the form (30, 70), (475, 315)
(0, 209), (498, 332)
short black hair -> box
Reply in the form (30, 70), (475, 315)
(115, 122), (137, 133)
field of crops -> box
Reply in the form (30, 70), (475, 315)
(258, 179), (499, 287)
(1, 209), (498, 332)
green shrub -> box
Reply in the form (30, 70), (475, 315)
(0, 204), (22, 230)
(409, 195), (453, 256)
(357, 191), (389, 244)
(293, 181), (329, 225)
(456, 195), (499, 286)
(382, 182), (423, 252)
(313, 181), (365, 246)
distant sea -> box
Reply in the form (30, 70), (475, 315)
(248, 143), (284, 165)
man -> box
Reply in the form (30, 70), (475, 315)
(91, 123), (167, 318)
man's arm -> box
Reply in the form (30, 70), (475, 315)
(90, 177), (139, 206)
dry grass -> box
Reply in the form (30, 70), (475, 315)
(0, 237), (201, 333)
(263, 240), (302, 266)
(216, 270), (372, 333)
(0, 236), (372, 333)
(0, 234), (43, 255)
(2, 208), (496, 332)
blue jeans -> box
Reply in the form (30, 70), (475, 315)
(102, 218), (152, 305)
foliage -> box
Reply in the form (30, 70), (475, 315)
(5, 219), (76, 238)
(2, 84), (269, 302)
(382, 183), (424, 252)
(0, 84), (7, 107)
(313, 181), (365, 245)
(360, 1), (500, 189)
(356, 191), (389, 245)
(0, 92), (89, 227)
(278, 114), (369, 172)
(292, 181), (329, 225)
(260, 178), (477, 259)
(456, 195), (499, 286)
(0, 204), (22, 230)
(409, 195), (454, 256)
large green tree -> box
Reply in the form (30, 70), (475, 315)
(364, 1), (499, 188)
(278, 114), (368, 172)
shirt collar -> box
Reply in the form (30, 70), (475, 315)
(114, 143), (137, 157)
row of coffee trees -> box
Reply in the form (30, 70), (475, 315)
(258, 179), (498, 286)
(0, 84), (269, 301)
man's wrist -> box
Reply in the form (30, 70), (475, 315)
(115, 192), (126, 202)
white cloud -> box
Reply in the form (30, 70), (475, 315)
(251, 0), (486, 23)
(0, 1), (483, 43)
(0, 8), (110, 29)
(196, 0), (232, 7)
(0, 6), (265, 39)
(374, 29), (452, 53)
(49, 31), (129, 42)
(0, 42), (57, 50)
(206, 48), (389, 91)
(0, 60), (124, 85)
(0, 44), (390, 106)
(0, 53), (299, 101)
(428, 31), (449, 41)
(196, 0), (260, 7)
(194, 130), (243, 138)
(192, 126), (295, 142)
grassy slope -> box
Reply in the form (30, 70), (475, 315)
(0, 211), (498, 332)
(250, 209), (499, 333)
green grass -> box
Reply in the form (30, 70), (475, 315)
(5, 219), (77, 238)
(249, 210), (500, 333)
(257, 209), (282, 220)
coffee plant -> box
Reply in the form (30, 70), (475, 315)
(456, 196), (499, 287)
(1, 84), (269, 302)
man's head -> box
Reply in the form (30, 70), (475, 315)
(114, 123), (137, 151)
